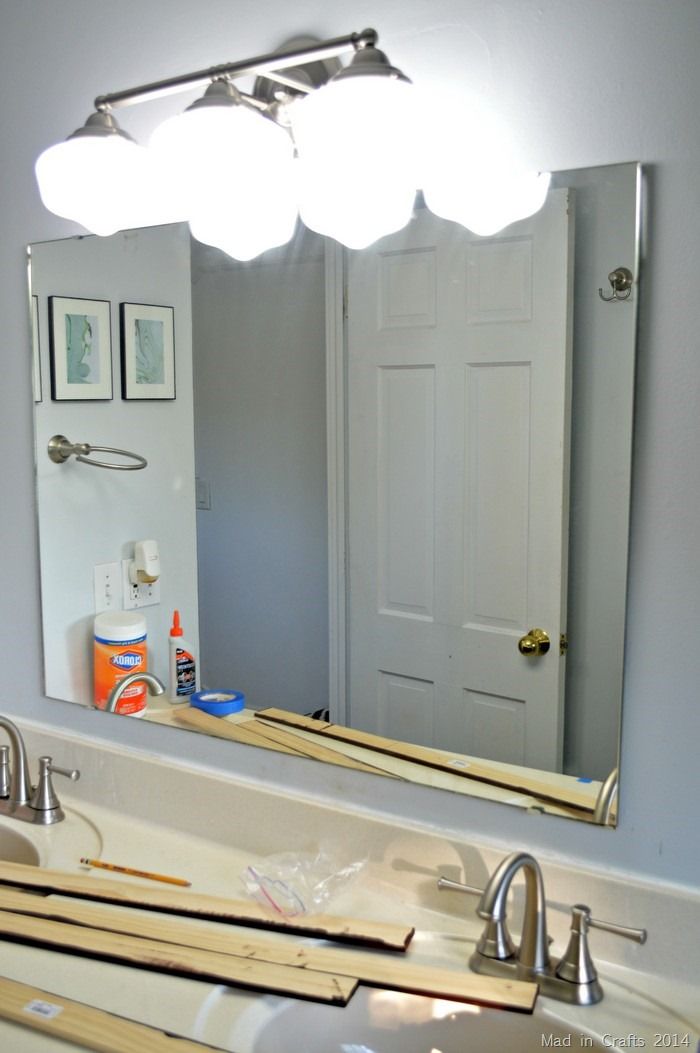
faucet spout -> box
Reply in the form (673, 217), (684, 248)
(106, 672), (165, 714)
(0, 716), (33, 808)
(477, 851), (550, 974)
(592, 767), (618, 825)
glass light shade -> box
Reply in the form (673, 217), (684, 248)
(150, 102), (295, 204)
(420, 92), (551, 236)
(297, 159), (415, 250)
(150, 101), (298, 258)
(425, 167), (552, 237)
(290, 76), (418, 248)
(189, 176), (299, 261)
(35, 134), (154, 237)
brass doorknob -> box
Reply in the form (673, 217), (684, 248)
(518, 628), (551, 657)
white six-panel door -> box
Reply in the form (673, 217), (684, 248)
(345, 191), (573, 771)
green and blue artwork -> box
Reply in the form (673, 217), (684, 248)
(65, 313), (99, 384)
(134, 318), (165, 385)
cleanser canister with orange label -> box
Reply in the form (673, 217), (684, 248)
(94, 612), (148, 716)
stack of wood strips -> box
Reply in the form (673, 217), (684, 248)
(0, 860), (537, 1014)
(0, 861), (411, 951)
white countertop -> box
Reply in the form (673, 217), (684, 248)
(0, 722), (697, 1052)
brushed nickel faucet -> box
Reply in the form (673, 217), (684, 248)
(475, 851), (551, 974)
(439, 850), (646, 1006)
(0, 715), (80, 825)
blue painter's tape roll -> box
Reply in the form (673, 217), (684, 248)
(191, 690), (245, 716)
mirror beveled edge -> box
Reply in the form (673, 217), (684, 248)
(29, 161), (644, 827)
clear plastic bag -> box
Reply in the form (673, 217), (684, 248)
(241, 847), (367, 916)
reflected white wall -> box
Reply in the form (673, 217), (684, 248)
(31, 225), (199, 700)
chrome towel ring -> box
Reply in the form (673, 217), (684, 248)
(47, 434), (147, 471)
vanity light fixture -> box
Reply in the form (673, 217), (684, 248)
(34, 28), (550, 259)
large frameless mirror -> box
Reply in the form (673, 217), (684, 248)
(29, 161), (641, 826)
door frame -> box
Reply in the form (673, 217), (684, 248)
(325, 241), (348, 725)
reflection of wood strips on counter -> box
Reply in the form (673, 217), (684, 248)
(255, 708), (597, 814)
(149, 707), (596, 820)
(0, 861), (413, 951)
(0, 887), (538, 1014)
(172, 705), (400, 778)
(0, 975), (228, 1053)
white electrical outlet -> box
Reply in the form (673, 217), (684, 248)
(94, 562), (122, 612)
(121, 559), (161, 610)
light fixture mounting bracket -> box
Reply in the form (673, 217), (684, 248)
(93, 28), (378, 113)
(252, 36), (343, 106)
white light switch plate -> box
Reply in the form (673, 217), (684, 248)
(94, 562), (122, 613)
(195, 476), (211, 510)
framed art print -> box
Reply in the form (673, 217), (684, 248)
(49, 296), (112, 400)
(120, 302), (175, 400)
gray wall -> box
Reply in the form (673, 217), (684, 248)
(192, 234), (328, 711)
(1, 1), (699, 888)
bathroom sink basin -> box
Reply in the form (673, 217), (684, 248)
(241, 988), (605, 1053)
(0, 825), (40, 865)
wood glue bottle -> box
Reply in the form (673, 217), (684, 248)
(168, 610), (197, 703)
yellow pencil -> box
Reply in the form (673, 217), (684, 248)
(79, 857), (191, 887)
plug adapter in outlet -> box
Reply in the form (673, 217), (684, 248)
(121, 559), (161, 609)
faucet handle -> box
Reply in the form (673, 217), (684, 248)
(587, 911), (647, 944)
(29, 756), (81, 815)
(437, 875), (483, 896)
(555, 904), (647, 986)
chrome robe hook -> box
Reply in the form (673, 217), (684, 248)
(599, 266), (634, 302)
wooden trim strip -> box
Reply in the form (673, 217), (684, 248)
(0, 910), (356, 1004)
(255, 708), (596, 814)
(0, 861), (414, 951)
(173, 706), (398, 778)
(177, 711), (306, 755)
(0, 974), (228, 1053)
